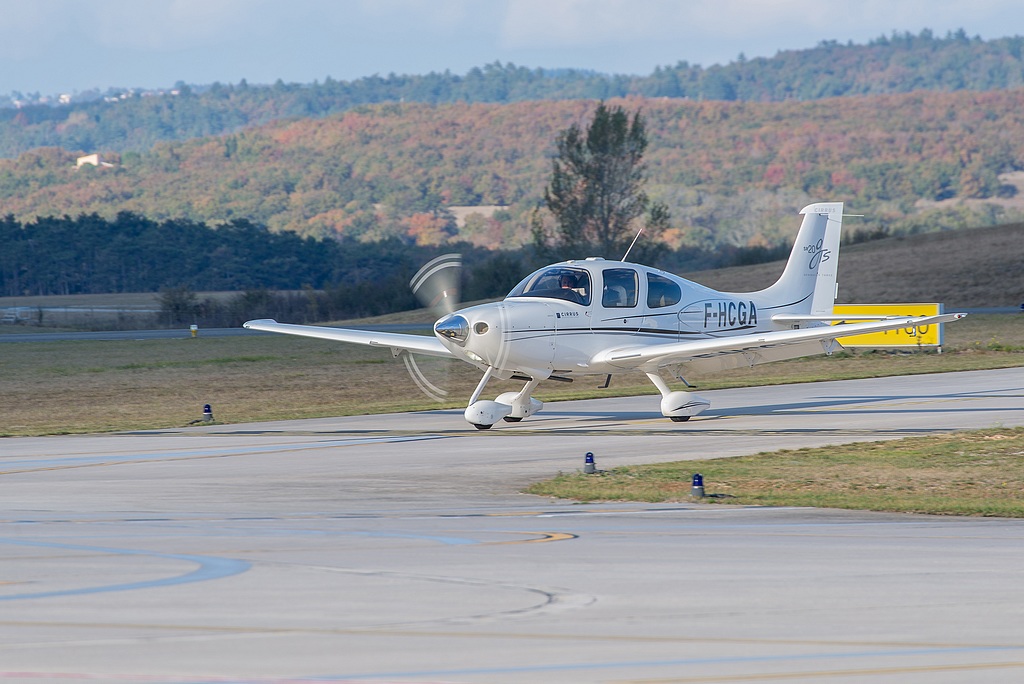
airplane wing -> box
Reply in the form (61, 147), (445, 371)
(242, 319), (455, 358)
(589, 313), (967, 374)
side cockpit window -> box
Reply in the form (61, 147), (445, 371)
(647, 272), (681, 308)
(602, 268), (638, 308)
(506, 267), (591, 305)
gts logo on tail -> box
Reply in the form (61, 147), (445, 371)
(804, 238), (832, 270)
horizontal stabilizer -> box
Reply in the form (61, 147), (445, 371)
(590, 312), (967, 370)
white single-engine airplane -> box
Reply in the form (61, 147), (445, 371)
(245, 202), (965, 429)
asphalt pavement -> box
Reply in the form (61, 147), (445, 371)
(3, 367), (1024, 682)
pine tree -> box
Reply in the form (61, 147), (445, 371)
(536, 102), (669, 260)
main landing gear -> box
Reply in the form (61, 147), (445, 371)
(461, 368), (711, 429)
(645, 372), (711, 422)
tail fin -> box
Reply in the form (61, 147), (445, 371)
(755, 202), (843, 315)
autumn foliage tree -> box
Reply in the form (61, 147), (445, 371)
(534, 102), (670, 260)
(404, 211), (455, 246)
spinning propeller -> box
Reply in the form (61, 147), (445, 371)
(404, 254), (463, 401)
(410, 253), (462, 316)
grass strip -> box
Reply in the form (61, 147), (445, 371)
(526, 427), (1024, 517)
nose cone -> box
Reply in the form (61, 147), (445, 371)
(434, 314), (469, 345)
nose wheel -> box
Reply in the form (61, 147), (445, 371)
(463, 367), (546, 428)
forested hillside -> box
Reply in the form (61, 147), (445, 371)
(3, 90), (1024, 251)
(0, 213), (540, 311)
(1, 30), (1022, 158)
(3, 211), (1019, 316)
(0, 211), (765, 309)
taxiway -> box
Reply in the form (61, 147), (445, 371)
(2, 367), (1024, 682)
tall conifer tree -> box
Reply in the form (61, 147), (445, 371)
(536, 102), (669, 260)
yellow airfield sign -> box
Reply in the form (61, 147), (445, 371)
(833, 303), (945, 347)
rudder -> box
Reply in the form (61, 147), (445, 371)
(755, 202), (843, 315)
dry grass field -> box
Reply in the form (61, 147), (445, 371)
(0, 313), (1021, 437)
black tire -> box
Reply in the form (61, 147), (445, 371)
(503, 416), (523, 422)
(670, 416), (691, 422)
(473, 423), (492, 430)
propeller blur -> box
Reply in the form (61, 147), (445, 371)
(410, 253), (462, 317)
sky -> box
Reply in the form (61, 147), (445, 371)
(2, 0), (1023, 96)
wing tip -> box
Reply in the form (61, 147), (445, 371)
(243, 318), (279, 329)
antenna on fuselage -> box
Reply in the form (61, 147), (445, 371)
(620, 227), (644, 262)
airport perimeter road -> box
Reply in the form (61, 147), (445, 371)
(0, 324), (426, 343)
(2, 367), (1024, 683)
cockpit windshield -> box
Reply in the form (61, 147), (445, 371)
(506, 266), (592, 305)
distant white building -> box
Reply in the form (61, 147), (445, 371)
(76, 153), (114, 169)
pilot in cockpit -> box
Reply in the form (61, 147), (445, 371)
(558, 273), (584, 303)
